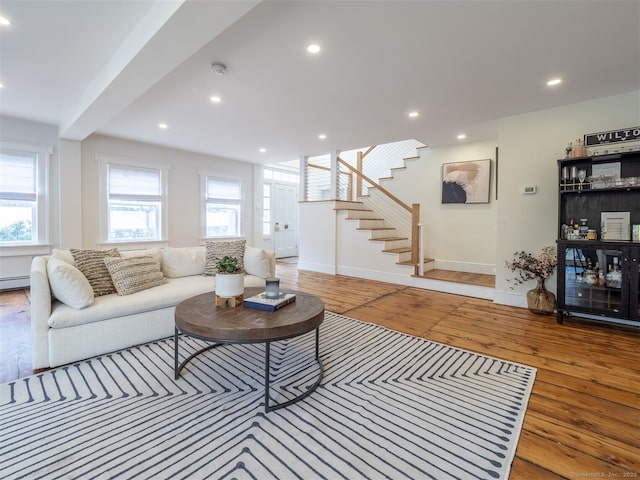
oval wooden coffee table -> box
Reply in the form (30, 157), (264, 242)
(174, 287), (324, 412)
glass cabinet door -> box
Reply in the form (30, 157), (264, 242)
(562, 247), (629, 317)
(633, 253), (639, 321)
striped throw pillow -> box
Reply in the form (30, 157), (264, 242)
(70, 248), (121, 297)
(103, 255), (167, 296)
(203, 239), (246, 276)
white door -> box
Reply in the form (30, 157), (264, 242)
(273, 184), (298, 258)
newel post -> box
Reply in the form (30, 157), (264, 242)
(356, 151), (363, 198)
(411, 203), (420, 275)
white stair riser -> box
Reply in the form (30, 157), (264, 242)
(358, 219), (386, 229)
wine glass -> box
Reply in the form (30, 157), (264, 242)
(578, 169), (586, 190)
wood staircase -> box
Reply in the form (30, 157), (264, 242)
(335, 200), (434, 269)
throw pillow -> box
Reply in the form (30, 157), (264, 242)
(46, 258), (95, 309)
(51, 248), (76, 266)
(70, 248), (121, 297)
(103, 255), (167, 296)
(161, 247), (206, 278)
(243, 246), (271, 278)
(203, 239), (246, 276)
(121, 248), (163, 270)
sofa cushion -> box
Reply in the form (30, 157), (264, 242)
(244, 246), (271, 279)
(203, 239), (246, 276)
(46, 257), (95, 309)
(48, 274), (267, 329)
(162, 247), (205, 278)
(71, 248), (121, 296)
(104, 255), (167, 296)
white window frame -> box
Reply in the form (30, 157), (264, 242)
(200, 174), (243, 239)
(0, 140), (51, 254)
(98, 156), (168, 246)
(262, 182), (272, 238)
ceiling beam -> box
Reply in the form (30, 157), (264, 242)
(59, 0), (261, 141)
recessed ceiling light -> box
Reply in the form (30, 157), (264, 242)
(0, 82), (4, 89)
(307, 44), (321, 54)
(210, 96), (221, 103)
(259, 148), (266, 153)
(158, 123), (168, 129)
(457, 134), (466, 140)
(318, 134), (327, 140)
(547, 78), (562, 86)
(408, 111), (419, 118)
(0, 15), (11, 26)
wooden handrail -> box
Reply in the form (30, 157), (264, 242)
(361, 145), (376, 159)
(307, 163), (331, 172)
(337, 158), (411, 212)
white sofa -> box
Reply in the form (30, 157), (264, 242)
(30, 246), (275, 369)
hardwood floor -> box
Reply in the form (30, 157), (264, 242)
(1, 262), (638, 479)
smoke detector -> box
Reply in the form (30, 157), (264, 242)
(211, 63), (226, 76)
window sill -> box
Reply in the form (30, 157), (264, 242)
(0, 244), (52, 257)
(96, 240), (170, 251)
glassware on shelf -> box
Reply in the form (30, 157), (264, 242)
(570, 166), (578, 190)
(578, 169), (587, 190)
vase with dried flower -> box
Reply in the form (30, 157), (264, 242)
(505, 246), (557, 314)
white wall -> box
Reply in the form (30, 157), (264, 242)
(81, 134), (258, 249)
(384, 140), (498, 274)
(495, 90), (640, 307)
(298, 201), (337, 273)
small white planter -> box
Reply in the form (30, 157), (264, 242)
(215, 273), (244, 298)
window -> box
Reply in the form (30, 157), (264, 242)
(203, 177), (242, 238)
(101, 159), (167, 242)
(0, 143), (49, 245)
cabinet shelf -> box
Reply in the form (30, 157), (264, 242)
(556, 152), (640, 326)
(559, 185), (640, 195)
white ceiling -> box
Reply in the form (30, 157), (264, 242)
(1, 0), (639, 165)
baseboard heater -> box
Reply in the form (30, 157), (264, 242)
(0, 275), (30, 291)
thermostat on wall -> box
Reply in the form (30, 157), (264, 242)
(522, 185), (537, 195)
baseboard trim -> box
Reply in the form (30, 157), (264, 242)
(296, 261), (335, 275)
(0, 275), (30, 291)
(336, 265), (495, 301)
(493, 290), (527, 308)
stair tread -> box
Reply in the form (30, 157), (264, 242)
(335, 208), (373, 212)
(414, 269), (495, 288)
(383, 247), (411, 253)
(346, 217), (384, 221)
(357, 227), (395, 231)
(398, 258), (434, 266)
(369, 236), (407, 241)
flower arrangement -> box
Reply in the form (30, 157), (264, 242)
(505, 245), (557, 286)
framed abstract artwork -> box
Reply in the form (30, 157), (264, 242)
(441, 159), (491, 204)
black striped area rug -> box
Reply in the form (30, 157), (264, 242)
(0, 312), (535, 480)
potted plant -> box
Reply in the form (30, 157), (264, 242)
(214, 256), (245, 298)
(505, 246), (557, 314)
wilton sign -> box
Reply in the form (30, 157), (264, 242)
(584, 127), (640, 146)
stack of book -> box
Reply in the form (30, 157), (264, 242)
(243, 292), (296, 312)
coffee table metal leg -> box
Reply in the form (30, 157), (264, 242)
(264, 326), (323, 413)
(174, 327), (179, 380)
(264, 341), (271, 412)
(175, 330), (224, 380)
